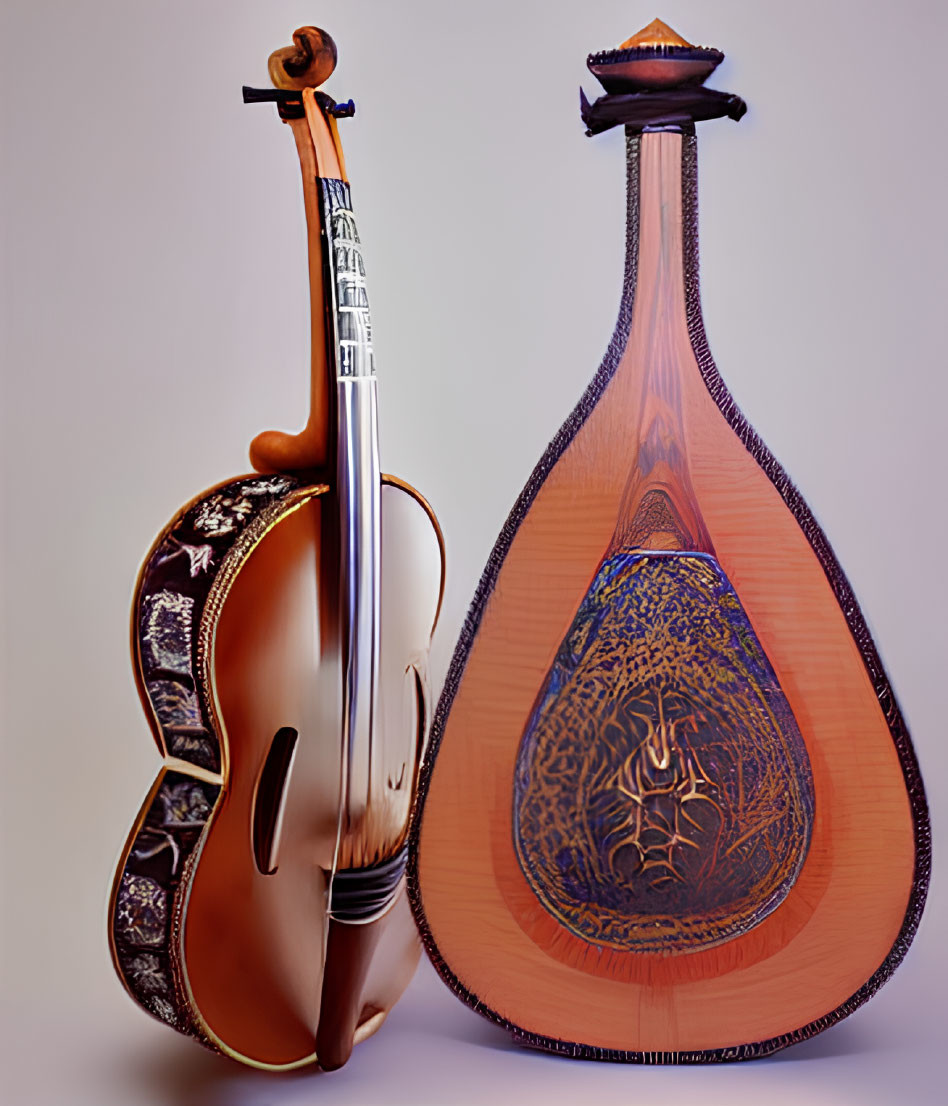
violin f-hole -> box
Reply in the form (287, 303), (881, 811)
(252, 727), (299, 875)
(411, 665), (426, 784)
(388, 667), (427, 792)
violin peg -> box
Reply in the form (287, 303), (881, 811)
(269, 26), (338, 91)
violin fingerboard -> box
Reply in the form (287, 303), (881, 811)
(320, 178), (376, 380)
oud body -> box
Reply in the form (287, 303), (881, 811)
(410, 21), (929, 1060)
(109, 29), (444, 1070)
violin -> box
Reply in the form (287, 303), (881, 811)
(108, 26), (444, 1070)
(410, 19), (929, 1061)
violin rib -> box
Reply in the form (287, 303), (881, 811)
(109, 474), (322, 1058)
(110, 474), (442, 1067)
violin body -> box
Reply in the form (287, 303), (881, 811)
(109, 27), (445, 1070)
(110, 472), (441, 1067)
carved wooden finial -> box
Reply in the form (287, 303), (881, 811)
(620, 18), (693, 50)
(268, 26), (337, 91)
(587, 18), (723, 94)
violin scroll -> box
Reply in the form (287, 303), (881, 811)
(269, 26), (337, 91)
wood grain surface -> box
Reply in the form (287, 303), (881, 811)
(413, 131), (920, 1056)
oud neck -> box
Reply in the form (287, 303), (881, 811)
(610, 128), (713, 556)
(582, 17), (743, 557)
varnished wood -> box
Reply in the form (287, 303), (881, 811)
(621, 19), (692, 49)
(412, 130), (924, 1057)
(269, 26), (337, 92)
(182, 479), (441, 1066)
(110, 25), (446, 1069)
(183, 494), (335, 1065)
(249, 91), (345, 476)
(589, 17), (724, 97)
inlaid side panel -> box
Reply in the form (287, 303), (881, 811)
(135, 474), (301, 773)
(112, 769), (220, 1037)
(114, 474), (309, 1041)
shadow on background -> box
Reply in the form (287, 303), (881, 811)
(129, 1034), (324, 1106)
(764, 1006), (908, 1065)
(122, 967), (515, 1106)
(390, 984), (518, 1053)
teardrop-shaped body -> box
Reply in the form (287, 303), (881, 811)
(410, 129), (929, 1060)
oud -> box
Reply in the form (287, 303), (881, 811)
(108, 27), (444, 1070)
(410, 20), (929, 1060)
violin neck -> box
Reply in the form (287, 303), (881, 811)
(268, 91), (380, 477)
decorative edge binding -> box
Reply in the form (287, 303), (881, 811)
(407, 128), (932, 1062)
(112, 475), (311, 1045)
(134, 474), (301, 774)
(111, 769), (222, 1043)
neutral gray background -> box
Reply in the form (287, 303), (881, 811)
(2, 1), (946, 1103)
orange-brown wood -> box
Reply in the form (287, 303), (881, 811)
(621, 18), (693, 49)
(111, 24), (445, 1070)
(415, 132), (916, 1052)
(249, 91), (346, 476)
(183, 494), (337, 1065)
(181, 477), (441, 1066)
(269, 26), (338, 93)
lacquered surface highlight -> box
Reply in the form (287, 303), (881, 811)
(184, 480), (442, 1066)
